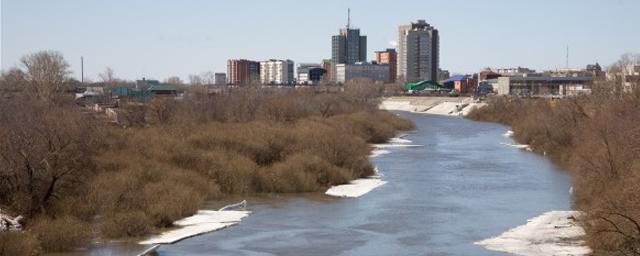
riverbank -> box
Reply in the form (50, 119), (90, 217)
(467, 92), (640, 254)
(148, 111), (574, 255)
(383, 101), (587, 255)
(476, 211), (590, 256)
(325, 134), (423, 198)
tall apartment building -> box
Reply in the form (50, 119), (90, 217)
(331, 10), (367, 81)
(260, 59), (295, 85)
(227, 59), (260, 85)
(375, 48), (397, 83)
(397, 20), (439, 83)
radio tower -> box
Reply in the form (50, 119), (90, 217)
(566, 46), (569, 69)
(347, 8), (351, 29)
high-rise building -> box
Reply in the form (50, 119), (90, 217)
(375, 48), (397, 83)
(331, 9), (367, 81)
(397, 20), (439, 83)
(260, 59), (295, 85)
(227, 59), (260, 85)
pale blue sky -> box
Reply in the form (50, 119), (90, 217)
(2, 0), (639, 81)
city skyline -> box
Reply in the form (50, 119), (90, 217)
(2, 0), (640, 81)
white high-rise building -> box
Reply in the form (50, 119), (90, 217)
(260, 59), (294, 85)
(397, 20), (439, 83)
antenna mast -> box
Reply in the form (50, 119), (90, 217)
(566, 46), (569, 69)
(347, 8), (351, 29)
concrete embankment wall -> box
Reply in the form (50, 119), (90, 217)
(380, 96), (486, 117)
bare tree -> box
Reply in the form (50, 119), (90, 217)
(200, 72), (216, 85)
(20, 51), (70, 102)
(188, 74), (203, 86)
(0, 68), (27, 94)
(0, 99), (98, 215)
(609, 53), (640, 74)
(165, 76), (183, 85)
(98, 67), (117, 86)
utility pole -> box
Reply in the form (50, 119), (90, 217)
(81, 56), (84, 84)
(566, 46), (569, 69)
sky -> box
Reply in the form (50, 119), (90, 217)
(2, 0), (640, 82)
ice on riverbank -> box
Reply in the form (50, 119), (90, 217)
(501, 142), (533, 151)
(503, 130), (514, 137)
(373, 134), (422, 149)
(139, 210), (250, 245)
(475, 211), (591, 256)
(370, 149), (391, 158)
(389, 136), (412, 144)
(325, 178), (387, 198)
(373, 143), (423, 148)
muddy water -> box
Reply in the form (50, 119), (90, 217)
(80, 112), (573, 256)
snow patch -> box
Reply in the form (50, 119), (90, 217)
(139, 210), (250, 245)
(389, 137), (412, 144)
(325, 178), (387, 198)
(373, 144), (423, 148)
(501, 142), (533, 151)
(475, 211), (591, 256)
(0, 210), (23, 232)
(370, 149), (391, 158)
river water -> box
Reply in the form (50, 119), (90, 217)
(81, 112), (573, 256)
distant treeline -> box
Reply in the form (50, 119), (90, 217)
(468, 77), (640, 254)
(0, 51), (414, 254)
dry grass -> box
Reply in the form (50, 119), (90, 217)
(0, 232), (41, 256)
(29, 215), (92, 252)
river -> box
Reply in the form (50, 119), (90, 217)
(81, 112), (573, 256)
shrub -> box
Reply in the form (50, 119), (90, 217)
(100, 211), (152, 238)
(256, 154), (352, 193)
(470, 84), (640, 254)
(0, 232), (41, 256)
(29, 215), (92, 252)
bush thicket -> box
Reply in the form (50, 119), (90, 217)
(467, 80), (640, 255)
(0, 72), (414, 254)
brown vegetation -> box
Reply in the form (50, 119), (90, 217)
(0, 232), (41, 256)
(468, 78), (640, 255)
(0, 51), (414, 254)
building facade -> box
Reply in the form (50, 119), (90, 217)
(493, 76), (593, 97)
(214, 73), (227, 86)
(335, 63), (390, 84)
(260, 59), (295, 85)
(375, 48), (397, 83)
(227, 59), (260, 85)
(447, 75), (478, 94)
(397, 20), (439, 83)
(322, 59), (333, 81)
(297, 63), (326, 84)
